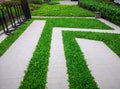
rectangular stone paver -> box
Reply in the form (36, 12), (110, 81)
(59, 1), (78, 5)
(46, 30), (68, 89)
(0, 20), (46, 89)
(76, 38), (120, 89)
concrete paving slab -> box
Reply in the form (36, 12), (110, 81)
(59, 1), (78, 5)
(47, 30), (69, 89)
(76, 38), (120, 89)
(0, 20), (46, 89)
(98, 18), (120, 31)
(54, 27), (120, 34)
(32, 16), (95, 19)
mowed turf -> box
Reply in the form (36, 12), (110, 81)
(31, 4), (94, 17)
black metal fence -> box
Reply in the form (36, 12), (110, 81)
(0, 0), (31, 35)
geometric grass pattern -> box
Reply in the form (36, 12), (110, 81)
(0, 18), (120, 89)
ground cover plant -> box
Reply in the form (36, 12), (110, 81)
(29, 1), (59, 11)
(18, 18), (112, 89)
(0, 20), (33, 56)
(31, 4), (95, 17)
(62, 31), (120, 89)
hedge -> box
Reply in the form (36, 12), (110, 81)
(78, 0), (120, 26)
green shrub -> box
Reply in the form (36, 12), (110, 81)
(78, 0), (120, 26)
(29, 4), (40, 11)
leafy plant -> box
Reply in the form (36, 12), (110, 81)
(78, 0), (120, 26)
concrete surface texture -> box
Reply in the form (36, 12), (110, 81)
(59, 1), (78, 5)
(76, 38), (120, 89)
(0, 20), (46, 89)
(46, 30), (69, 89)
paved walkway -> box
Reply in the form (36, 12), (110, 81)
(0, 20), (45, 89)
(59, 1), (78, 5)
(47, 29), (68, 89)
(76, 38), (120, 89)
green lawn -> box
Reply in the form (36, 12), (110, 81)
(18, 18), (112, 89)
(63, 31), (120, 89)
(31, 4), (95, 17)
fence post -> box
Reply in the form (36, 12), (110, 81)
(20, 0), (31, 19)
(0, 10), (6, 33)
(1, 9), (9, 33)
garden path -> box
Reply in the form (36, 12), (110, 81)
(59, 1), (78, 5)
(0, 18), (120, 89)
(0, 20), (45, 89)
(76, 38), (120, 89)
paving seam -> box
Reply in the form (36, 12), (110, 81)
(32, 16), (95, 19)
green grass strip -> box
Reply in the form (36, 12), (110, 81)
(19, 18), (112, 89)
(19, 21), (52, 89)
(34, 18), (113, 30)
(62, 31), (120, 89)
(62, 31), (99, 89)
(0, 20), (33, 56)
(32, 4), (95, 17)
